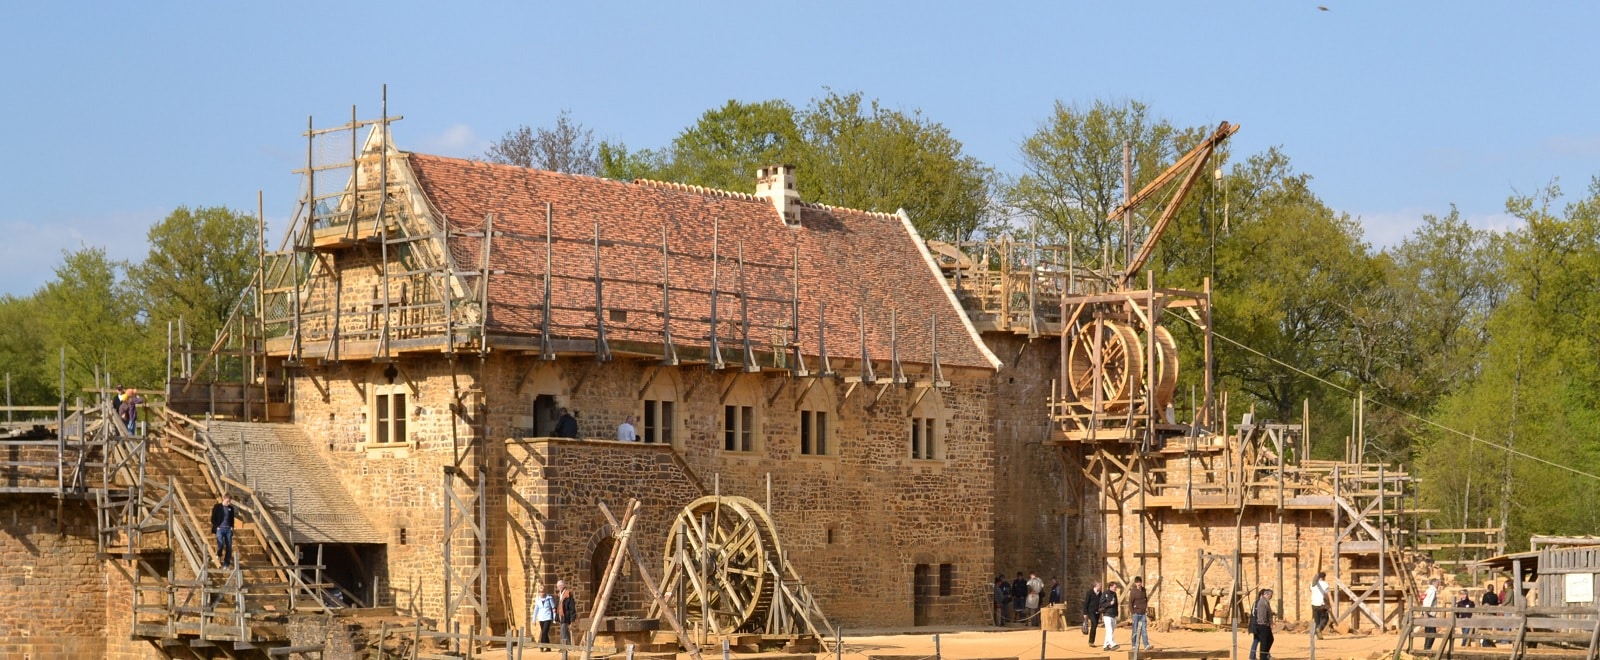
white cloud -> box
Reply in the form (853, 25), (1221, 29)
(415, 123), (488, 158)
(0, 208), (165, 295)
(1347, 208), (1522, 249)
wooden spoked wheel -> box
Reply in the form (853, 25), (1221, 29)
(1152, 325), (1180, 413)
(1067, 320), (1145, 411)
(662, 495), (782, 635)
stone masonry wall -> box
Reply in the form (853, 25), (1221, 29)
(483, 356), (997, 630)
(984, 333), (1069, 587)
(290, 357), (486, 628)
(0, 497), (107, 659)
(292, 352), (997, 633)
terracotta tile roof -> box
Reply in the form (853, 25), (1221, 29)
(406, 154), (1000, 370)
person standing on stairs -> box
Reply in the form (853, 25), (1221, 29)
(211, 493), (236, 568)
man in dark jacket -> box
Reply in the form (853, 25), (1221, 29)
(1082, 581), (1102, 646)
(1251, 588), (1275, 660)
(554, 409), (579, 438)
(1011, 572), (1028, 619)
(556, 579), (578, 645)
(210, 493), (236, 568)
(1099, 583), (1121, 650)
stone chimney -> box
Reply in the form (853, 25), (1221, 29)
(755, 165), (801, 226)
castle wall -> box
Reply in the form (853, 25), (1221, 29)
(291, 352), (997, 632)
(0, 497), (107, 659)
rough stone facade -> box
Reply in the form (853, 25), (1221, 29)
(288, 352), (995, 632)
(983, 333), (1070, 586)
(0, 497), (107, 659)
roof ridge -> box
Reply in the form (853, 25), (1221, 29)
(801, 200), (900, 220)
(407, 151), (614, 183)
(632, 178), (762, 202)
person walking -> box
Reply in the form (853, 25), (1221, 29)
(210, 493), (237, 568)
(1099, 582), (1121, 650)
(1310, 571), (1332, 638)
(1129, 576), (1155, 651)
(534, 584), (556, 650)
(556, 579), (578, 645)
(1082, 581), (1102, 646)
(1421, 578), (1442, 651)
(1251, 588), (1275, 660)
(617, 415), (638, 441)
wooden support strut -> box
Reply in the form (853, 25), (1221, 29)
(592, 219), (611, 362)
(596, 501), (704, 660)
(661, 223), (679, 366)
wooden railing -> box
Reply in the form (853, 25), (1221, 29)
(1397, 604), (1600, 660)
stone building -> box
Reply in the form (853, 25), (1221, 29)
(236, 124), (1006, 636)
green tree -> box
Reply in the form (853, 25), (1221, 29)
(1418, 180), (1600, 549)
(37, 246), (149, 393)
(796, 91), (995, 241)
(126, 205), (260, 354)
(0, 294), (56, 404)
(592, 92), (996, 242)
(661, 99), (802, 192)
(1009, 99), (1208, 257)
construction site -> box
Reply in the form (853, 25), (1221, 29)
(3, 102), (1595, 660)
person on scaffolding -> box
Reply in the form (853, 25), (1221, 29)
(211, 492), (236, 569)
(118, 388), (144, 435)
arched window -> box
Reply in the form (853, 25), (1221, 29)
(797, 379), (836, 456)
(907, 387), (945, 460)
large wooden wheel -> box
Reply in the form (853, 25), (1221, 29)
(1067, 319), (1144, 411)
(661, 495), (782, 635)
(1152, 325), (1180, 413)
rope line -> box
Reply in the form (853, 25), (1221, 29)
(1178, 314), (1600, 482)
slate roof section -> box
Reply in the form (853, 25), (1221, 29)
(207, 421), (385, 545)
(405, 154), (1000, 370)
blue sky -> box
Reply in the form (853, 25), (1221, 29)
(1, 1), (1596, 295)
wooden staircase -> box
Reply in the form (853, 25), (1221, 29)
(94, 405), (343, 654)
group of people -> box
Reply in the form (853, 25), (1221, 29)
(1420, 577), (1507, 650)
(530, 581), (579, 650)
(1080, 577), (1156, 651)
(991, 572), (1061, 625)
(111, 385), (144, 434)
(550, 408), (645, 443)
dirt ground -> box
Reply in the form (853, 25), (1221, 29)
(481, 625), (1402, 660)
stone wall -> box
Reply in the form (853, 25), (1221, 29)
(0, 497), (107, 659)
(485, 356), (997, 629)
(290, 357), (488, 627)
(983, 333), (1071, 587)
(290, 352), (997, 632)
(1104, 503), (1341, 624)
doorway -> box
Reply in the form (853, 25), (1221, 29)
(913, 564), (934, 626)
(533, 395), (559, 437)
